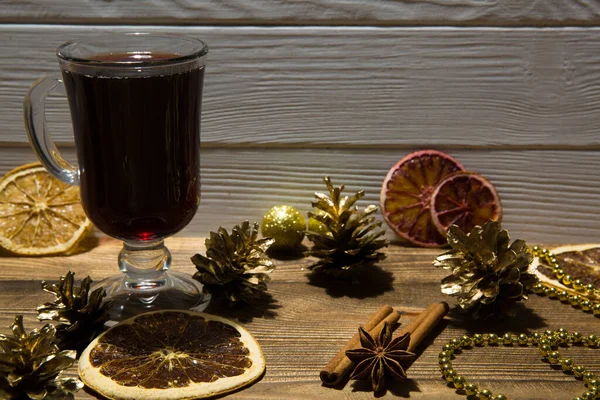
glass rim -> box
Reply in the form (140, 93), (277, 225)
(56, 33), (208, 67)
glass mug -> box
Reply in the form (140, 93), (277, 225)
(24, 33), (210, 320)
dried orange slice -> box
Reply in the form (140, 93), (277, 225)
(530, 244), (600, 299)
(79, 310), (265, 400)
(430, 171), (502, 236)
(0, 163), (92, 255)
(380, 150), (464, 247)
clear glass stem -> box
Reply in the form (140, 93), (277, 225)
(93, 240), (210, 322)
(119, 239), (170, 289)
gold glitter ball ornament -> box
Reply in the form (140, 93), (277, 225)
(261, 205), (306, 249)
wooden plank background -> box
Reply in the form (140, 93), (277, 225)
(2, 146), (600, 244)
(4, 26), (600, 147)
(1, 3), (600, 245)
(1, 0), (599, 26)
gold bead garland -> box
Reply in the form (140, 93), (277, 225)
(530, 246), (600, 317)
(439, 330), (600, 400)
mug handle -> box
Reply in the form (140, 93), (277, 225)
(23, 76), (79, 185)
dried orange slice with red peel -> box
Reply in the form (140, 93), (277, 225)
(430, 171), (502, 237)
(0, 163), (92, 255)
(380, 150), (465, 247)
(79, 310), (265, 400)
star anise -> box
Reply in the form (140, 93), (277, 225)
(345, 322), (415, 392)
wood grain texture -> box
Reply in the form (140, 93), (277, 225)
(3, 25), (600, 147)
(0, 239), (598, 399)
(1, 146), (599, 244)
(1, 0), (600, 26)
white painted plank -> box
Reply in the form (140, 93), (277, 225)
(1, 0), (599, 26)
(2, 146), (599, 244)
(2, 25), (600, 147)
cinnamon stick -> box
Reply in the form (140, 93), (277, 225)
(399, 302), (449, 353)
(320, 305), (400, 386)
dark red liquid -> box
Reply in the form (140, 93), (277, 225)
(62, 53), (203, 241)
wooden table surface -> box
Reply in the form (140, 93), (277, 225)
(1, 236), (598, 399)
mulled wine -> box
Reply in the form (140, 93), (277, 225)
(61, 53), (204, 241)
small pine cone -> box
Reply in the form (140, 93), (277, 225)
(37, 271), (112, 353)
(434, 220), (537, 318)
(192, 221), (276, 305)
(306, 177), (389, 278)
(0, 316), (83, 400)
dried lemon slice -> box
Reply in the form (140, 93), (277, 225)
(0, 163), (92, 255)
(79, 310), (265, 400)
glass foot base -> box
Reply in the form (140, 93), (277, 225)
(92, 271), (211, 323)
